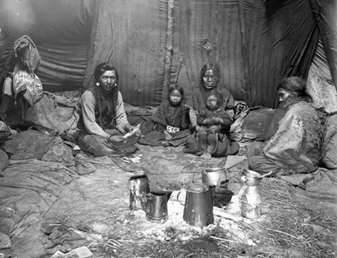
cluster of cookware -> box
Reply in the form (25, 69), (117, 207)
(129, 167), (233, 227)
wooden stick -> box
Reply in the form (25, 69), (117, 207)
(209, 236), (236, 243)
(265, 228), (298, 239)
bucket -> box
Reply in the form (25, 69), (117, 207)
(183, 183), (214, 227)
(129, 175), (150, 210)
(202, 167), (227, 187)
(145, 192), (168, 223)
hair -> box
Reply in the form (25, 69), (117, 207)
(168, 85), (184, 97)
(277, 76), (307, 97)
(13, 35), (41, 73)
(94, 62), (119, 85)
(93, 62), (119, 127)
(200, 63), (220, 85)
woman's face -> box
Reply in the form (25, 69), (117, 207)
(202, 69), (218, 89)
(277, 88), (293, 105)
(99, 70), (117, 92)
(169, 89), (182, 105)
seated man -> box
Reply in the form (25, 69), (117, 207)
(78, 62), (139, 156)
(248, 76), (323, 176)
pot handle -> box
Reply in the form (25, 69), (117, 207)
(142, 193), (153, 213)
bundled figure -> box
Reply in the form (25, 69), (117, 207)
(184, 92), (239, 157)
(248, 77), (323, 175)
(0, 35), (43, 124)
(139, 86), (193, 146)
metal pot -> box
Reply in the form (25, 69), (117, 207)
(129, 175), (150, 210)
(202, 167), (227, 187)
(145, 192), (168, 223)
(183, 183), (214, 227)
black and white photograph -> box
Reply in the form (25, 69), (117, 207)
(0, 0), (336, 257)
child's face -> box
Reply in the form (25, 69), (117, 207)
(169, 90), (182, 105)
(206, 95), (218, 110)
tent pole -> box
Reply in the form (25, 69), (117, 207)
(162, 0), (175, 101)
(237, 0), (250, 104)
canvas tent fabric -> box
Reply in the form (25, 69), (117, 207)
(0, 0), (92, 92)
(307, 38), (337, 114)
(310, 0), (337, 85)
(83, 0), (168, 106)
(0, 0), (335, 107)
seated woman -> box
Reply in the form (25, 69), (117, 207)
(184, 92), (239, 157)
(189, 63), (235, 118)
(78, 62), (139, 156)
(0, 35), (43, 125)
(248, 77), (323, 176)
(139, 85), (193, 147)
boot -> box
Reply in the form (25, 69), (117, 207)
(207, 133), (219, 154)
(198, 131), (208, 153)
(183, 135), (203, 155)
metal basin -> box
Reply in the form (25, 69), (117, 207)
(202, 167), (227, 186)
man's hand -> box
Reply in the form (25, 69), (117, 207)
(125, 124), (134, 132)
(123, 124), (142, 138)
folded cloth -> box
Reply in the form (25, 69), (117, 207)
(78, 133), (138, 157)
(139, 129), (191, 147)
(0, 121), (11, 143)
(138, 131), (165, 146)
(0, 149), (8, 172)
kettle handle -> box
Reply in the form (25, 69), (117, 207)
(144, 193), (154, 212)
(245, 169), (273, 179)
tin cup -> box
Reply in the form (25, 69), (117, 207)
(183, 183), (214, 227)
(145, 192), (168, 223)
(129, 175), (150, 210)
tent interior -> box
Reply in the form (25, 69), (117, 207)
(0, 0), (336, 107)
(0, 0), (336, 257)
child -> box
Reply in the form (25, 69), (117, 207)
(184, 92), (239, 157)
(139, 86), (193, 146)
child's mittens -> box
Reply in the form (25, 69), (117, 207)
(164, 130), (173, 140)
